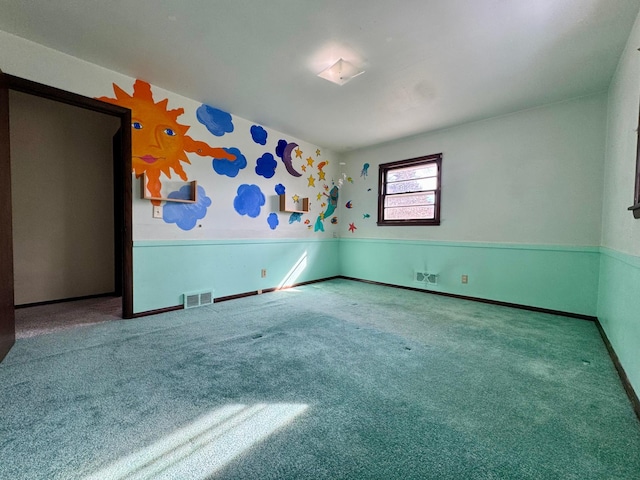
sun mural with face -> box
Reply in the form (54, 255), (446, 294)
(98, 80), (235, 205)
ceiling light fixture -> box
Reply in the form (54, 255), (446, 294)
(317, 58), (364, 86)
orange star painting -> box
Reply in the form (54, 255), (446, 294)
(98, 80), (235, 204)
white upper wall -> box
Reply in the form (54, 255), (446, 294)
(601, 10), (640, 257)
(338, 93), (607, 246)
(0, 30), (339, 241)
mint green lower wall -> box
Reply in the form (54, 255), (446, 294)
(133, 238), (638, 398)
(133, 239), (340, 313)
(339, 239), (600, 316)
(598, 249), (640, 397)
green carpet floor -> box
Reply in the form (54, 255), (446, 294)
(1, 278), (639, 479)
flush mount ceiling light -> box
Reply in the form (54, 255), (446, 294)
(317, 58), (364, 86)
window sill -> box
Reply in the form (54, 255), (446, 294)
(377, 220), (441, 226)
(628, 203), (640, 219)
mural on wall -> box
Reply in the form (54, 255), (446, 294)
(213, 147), (247, 177)
(255, 153), (277, 178)
(163, 185), (212, 230)
(99, 80), (339, 235)
(267, 213), (279, 230)
(234, 184), (265, 218)
(251, 125), (268, 145)
(196, 104), (234, 136)
(97, 80), (235, 205)
(314, 185), (339, 232)
(276, 140), (303, 177)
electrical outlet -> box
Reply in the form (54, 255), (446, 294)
(153, 205), (162, 219)
(261, 269), (267, 278)
(461, 275), (468, 284)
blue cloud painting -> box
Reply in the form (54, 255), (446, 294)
(234, 184), (265, 218)
(163, 185), (211, 231)
(196, 104), (234, 136)
(267, 213), (279, 230)
(255, 152), (277, 178)
(251, 125), (268, 145)
(213, 147), (247, 177)
(275, 139), (288, 159)
(275, 184), (285, 195)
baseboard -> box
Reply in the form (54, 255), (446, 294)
(338, 276), (597, 321)
(132, 276), (343, 316)
(131, 274), (595, 320)
(595, 320), (640, 423)
(15, 292), (118, 309)
(214, 276), (342, 303)
(130, 304), (184, 318)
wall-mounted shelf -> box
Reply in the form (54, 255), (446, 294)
(279, 194), (309, 213)
(141, 172), (197, 203)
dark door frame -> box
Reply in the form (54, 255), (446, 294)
(0, 70), (14, 362)
(4, 73), (133, 320)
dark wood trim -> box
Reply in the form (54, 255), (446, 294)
(5, 74), (130, 117)
(214, 291), (259, 303)
(377, 153), (442, 227)
(119, 115), (133, 319)
(15, 292), (118, 309)
(131, 276), (343, 316)
(628, 202), (640, 219)
(214, 276), (342, 304)
(0, 69), (15, 362)
(113, 130), (124, 296)
(632, 93), (640, 218)
(278, 276), (342, 289)
(338, 276), (597, 321)
(5, 74), (133, 319)
(595, 319), (640, 422)
(131, 305), (183, 318)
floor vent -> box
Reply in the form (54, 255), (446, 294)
(183, 290), (215, 309)
(414, 271), (438, 285)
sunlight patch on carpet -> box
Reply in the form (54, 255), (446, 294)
(84, 403), (308, 480)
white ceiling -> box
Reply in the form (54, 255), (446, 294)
(1, 0), (638, 152)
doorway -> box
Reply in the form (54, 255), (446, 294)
(10, 90), (120, 306)
(0, 72), (133, 362)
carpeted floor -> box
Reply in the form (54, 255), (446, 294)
(15, 296), (122, 338)
(1, 278), (639, 479)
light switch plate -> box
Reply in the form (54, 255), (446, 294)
(153, 205), (162, 218)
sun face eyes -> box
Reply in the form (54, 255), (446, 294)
(131, 122), (176, 137)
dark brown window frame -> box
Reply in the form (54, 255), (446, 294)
(377, 153), (442, 226)
(629, 101), (640, 219)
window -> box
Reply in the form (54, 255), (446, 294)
(378, 153), (442, 226)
